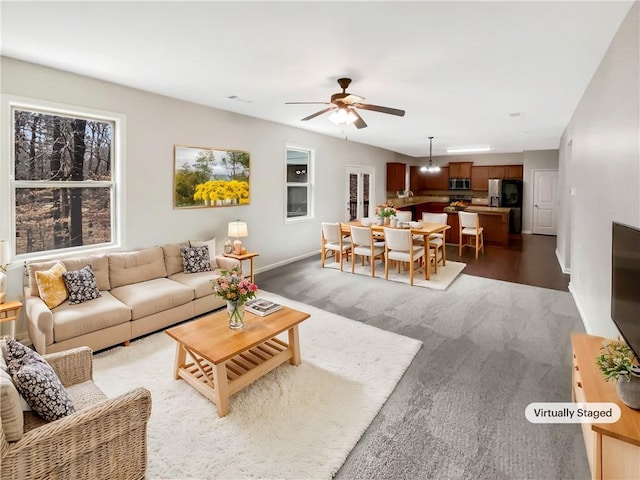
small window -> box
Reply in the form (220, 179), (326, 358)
(285, 146), (313, 221)
(7, 100), (123, 259)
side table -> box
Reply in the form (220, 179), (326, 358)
(0, 300), (22, 338)
(223, 252), (259, 283)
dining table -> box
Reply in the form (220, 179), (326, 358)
(342, 221), (450, 280)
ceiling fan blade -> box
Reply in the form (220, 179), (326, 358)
(350, 109), (367, 129)
(341, 94), (365, 104)
(285, 101), (331, 105)
(353, 103), (405, 117)
(301, 106), (337, 121)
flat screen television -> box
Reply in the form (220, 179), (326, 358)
(611, 222), (640, 360)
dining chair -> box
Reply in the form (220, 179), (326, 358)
(458, 211), (484, 259)
(350, 225), (385, 277)
(422, 212), (448, 270)
(383, 227), (425, 286)
(321, 222), (351, 271)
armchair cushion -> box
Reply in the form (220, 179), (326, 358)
(0, 369), (23, 441)
(5, 338), (75, 422)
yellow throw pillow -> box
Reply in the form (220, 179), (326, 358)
(35, 262), (68, 309)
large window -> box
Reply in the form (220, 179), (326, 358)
(8, 100), (123, 258)
(285, 146), (313, 221)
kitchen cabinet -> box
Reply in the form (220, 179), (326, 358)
(488, 166), (506, 179)
(448, 162), (472, 179)
(471, 166), (489, 191)
(487, 165), (523, 180)
(409, 166), (426, 193)
(505, 165), (523, 179)
(386, 162), (406, 192)
(424, 166), (449, 191)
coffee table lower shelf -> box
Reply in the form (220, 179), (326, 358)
(174, 336), (295, 416)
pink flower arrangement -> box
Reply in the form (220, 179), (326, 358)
(375, 202), (397, 218)
(211, 267), (258, 304)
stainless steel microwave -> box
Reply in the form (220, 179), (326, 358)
(449, 178), (471, 190)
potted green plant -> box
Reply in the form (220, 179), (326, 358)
(596, 339), (640, 409)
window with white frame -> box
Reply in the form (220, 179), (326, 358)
(285, 146), (313, 220)
(9, 101), (122, 258)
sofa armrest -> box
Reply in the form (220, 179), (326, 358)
(1, 387), (152, 480)
(43, 347), (93, 387)
(215, 255), (241, 271)
(23, 293), (54, 355)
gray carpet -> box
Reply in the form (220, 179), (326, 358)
(255, 256), (591, 480)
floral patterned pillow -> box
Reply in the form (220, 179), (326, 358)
(61, 265), (101, 304)
(180, 246), (212, 274)
(5, 338), (75, 422)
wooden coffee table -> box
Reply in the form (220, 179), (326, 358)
(166, 306), (310, 417)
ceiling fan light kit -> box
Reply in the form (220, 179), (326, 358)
(286, 78), (405, 130)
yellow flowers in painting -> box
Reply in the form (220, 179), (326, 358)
(194, 180), (249, 205)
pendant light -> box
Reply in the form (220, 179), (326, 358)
(420, 136), (440, 173)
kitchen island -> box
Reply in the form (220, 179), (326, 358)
(445, 206), (511, 247)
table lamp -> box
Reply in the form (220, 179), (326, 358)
(227, 221), (248, 255)
(0, 240), (9, 304)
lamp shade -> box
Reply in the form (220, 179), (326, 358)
(227, 221), (248, 238)
(0, 240), (8, 266)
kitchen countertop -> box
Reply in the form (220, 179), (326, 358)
(465, 206), (511, 214)
(388, 196), (450, 208)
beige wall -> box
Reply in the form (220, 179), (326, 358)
(558, 2), (639, 337)
(1, 57), (398, 335)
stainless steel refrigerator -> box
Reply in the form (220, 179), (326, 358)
(488, 179), (501, 206)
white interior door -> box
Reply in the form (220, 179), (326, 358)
(533, 170), (559, 235)
(345, 166), (375, 221)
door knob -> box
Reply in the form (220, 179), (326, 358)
(534, 204), (539, 208)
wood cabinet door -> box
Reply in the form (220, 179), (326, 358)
(471, 166), (489, 191)
(409, 166), (425, 193)
(386, 163), (406, 192)
(488, 166), (506, 179)
(505, 165), (523, 179)
(449, 162), (472, 178)
(433, 167), (449, 190)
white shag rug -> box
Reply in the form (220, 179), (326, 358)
(93, 292), (422, 480)
(325, 257), (466, 290)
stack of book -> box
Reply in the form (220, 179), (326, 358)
(245, 298), (283, 317)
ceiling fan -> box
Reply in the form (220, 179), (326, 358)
(285, 78), (405, 129)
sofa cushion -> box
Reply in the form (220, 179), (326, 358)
(35, 261), (68, 309)
(169, 270), (218, 299)
(109, 246), (167, 288)
(180, 245), (212, 274)
(0, 368), (24, 442)
(5, 338), (75, 422)
(28, 255), (110, 298)
(162, 243), (188, 276)
(52, 291), (131, 343)
(110, 278), (194, 320)
(62, 265), (101, 304)
(190, 238), (216, 269)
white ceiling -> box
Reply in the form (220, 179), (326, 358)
(1, 1), (634, 157)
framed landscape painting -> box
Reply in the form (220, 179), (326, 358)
(174, 145), (250, 208)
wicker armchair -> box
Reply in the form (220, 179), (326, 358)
(1, 346), (152, 480)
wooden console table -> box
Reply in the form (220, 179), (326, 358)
(0, 301), (22, 338)
(571, 333), (640, 479)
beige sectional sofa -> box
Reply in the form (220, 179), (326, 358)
(24, 243), (239, 354)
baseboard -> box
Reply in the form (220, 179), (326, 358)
(521, 229), (533, 234)
(555, 248), (571, 274)
(254, 250), (319, 274)
(568, 282), (595, 335)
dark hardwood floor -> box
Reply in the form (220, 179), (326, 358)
(445, 233), (570, 291)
